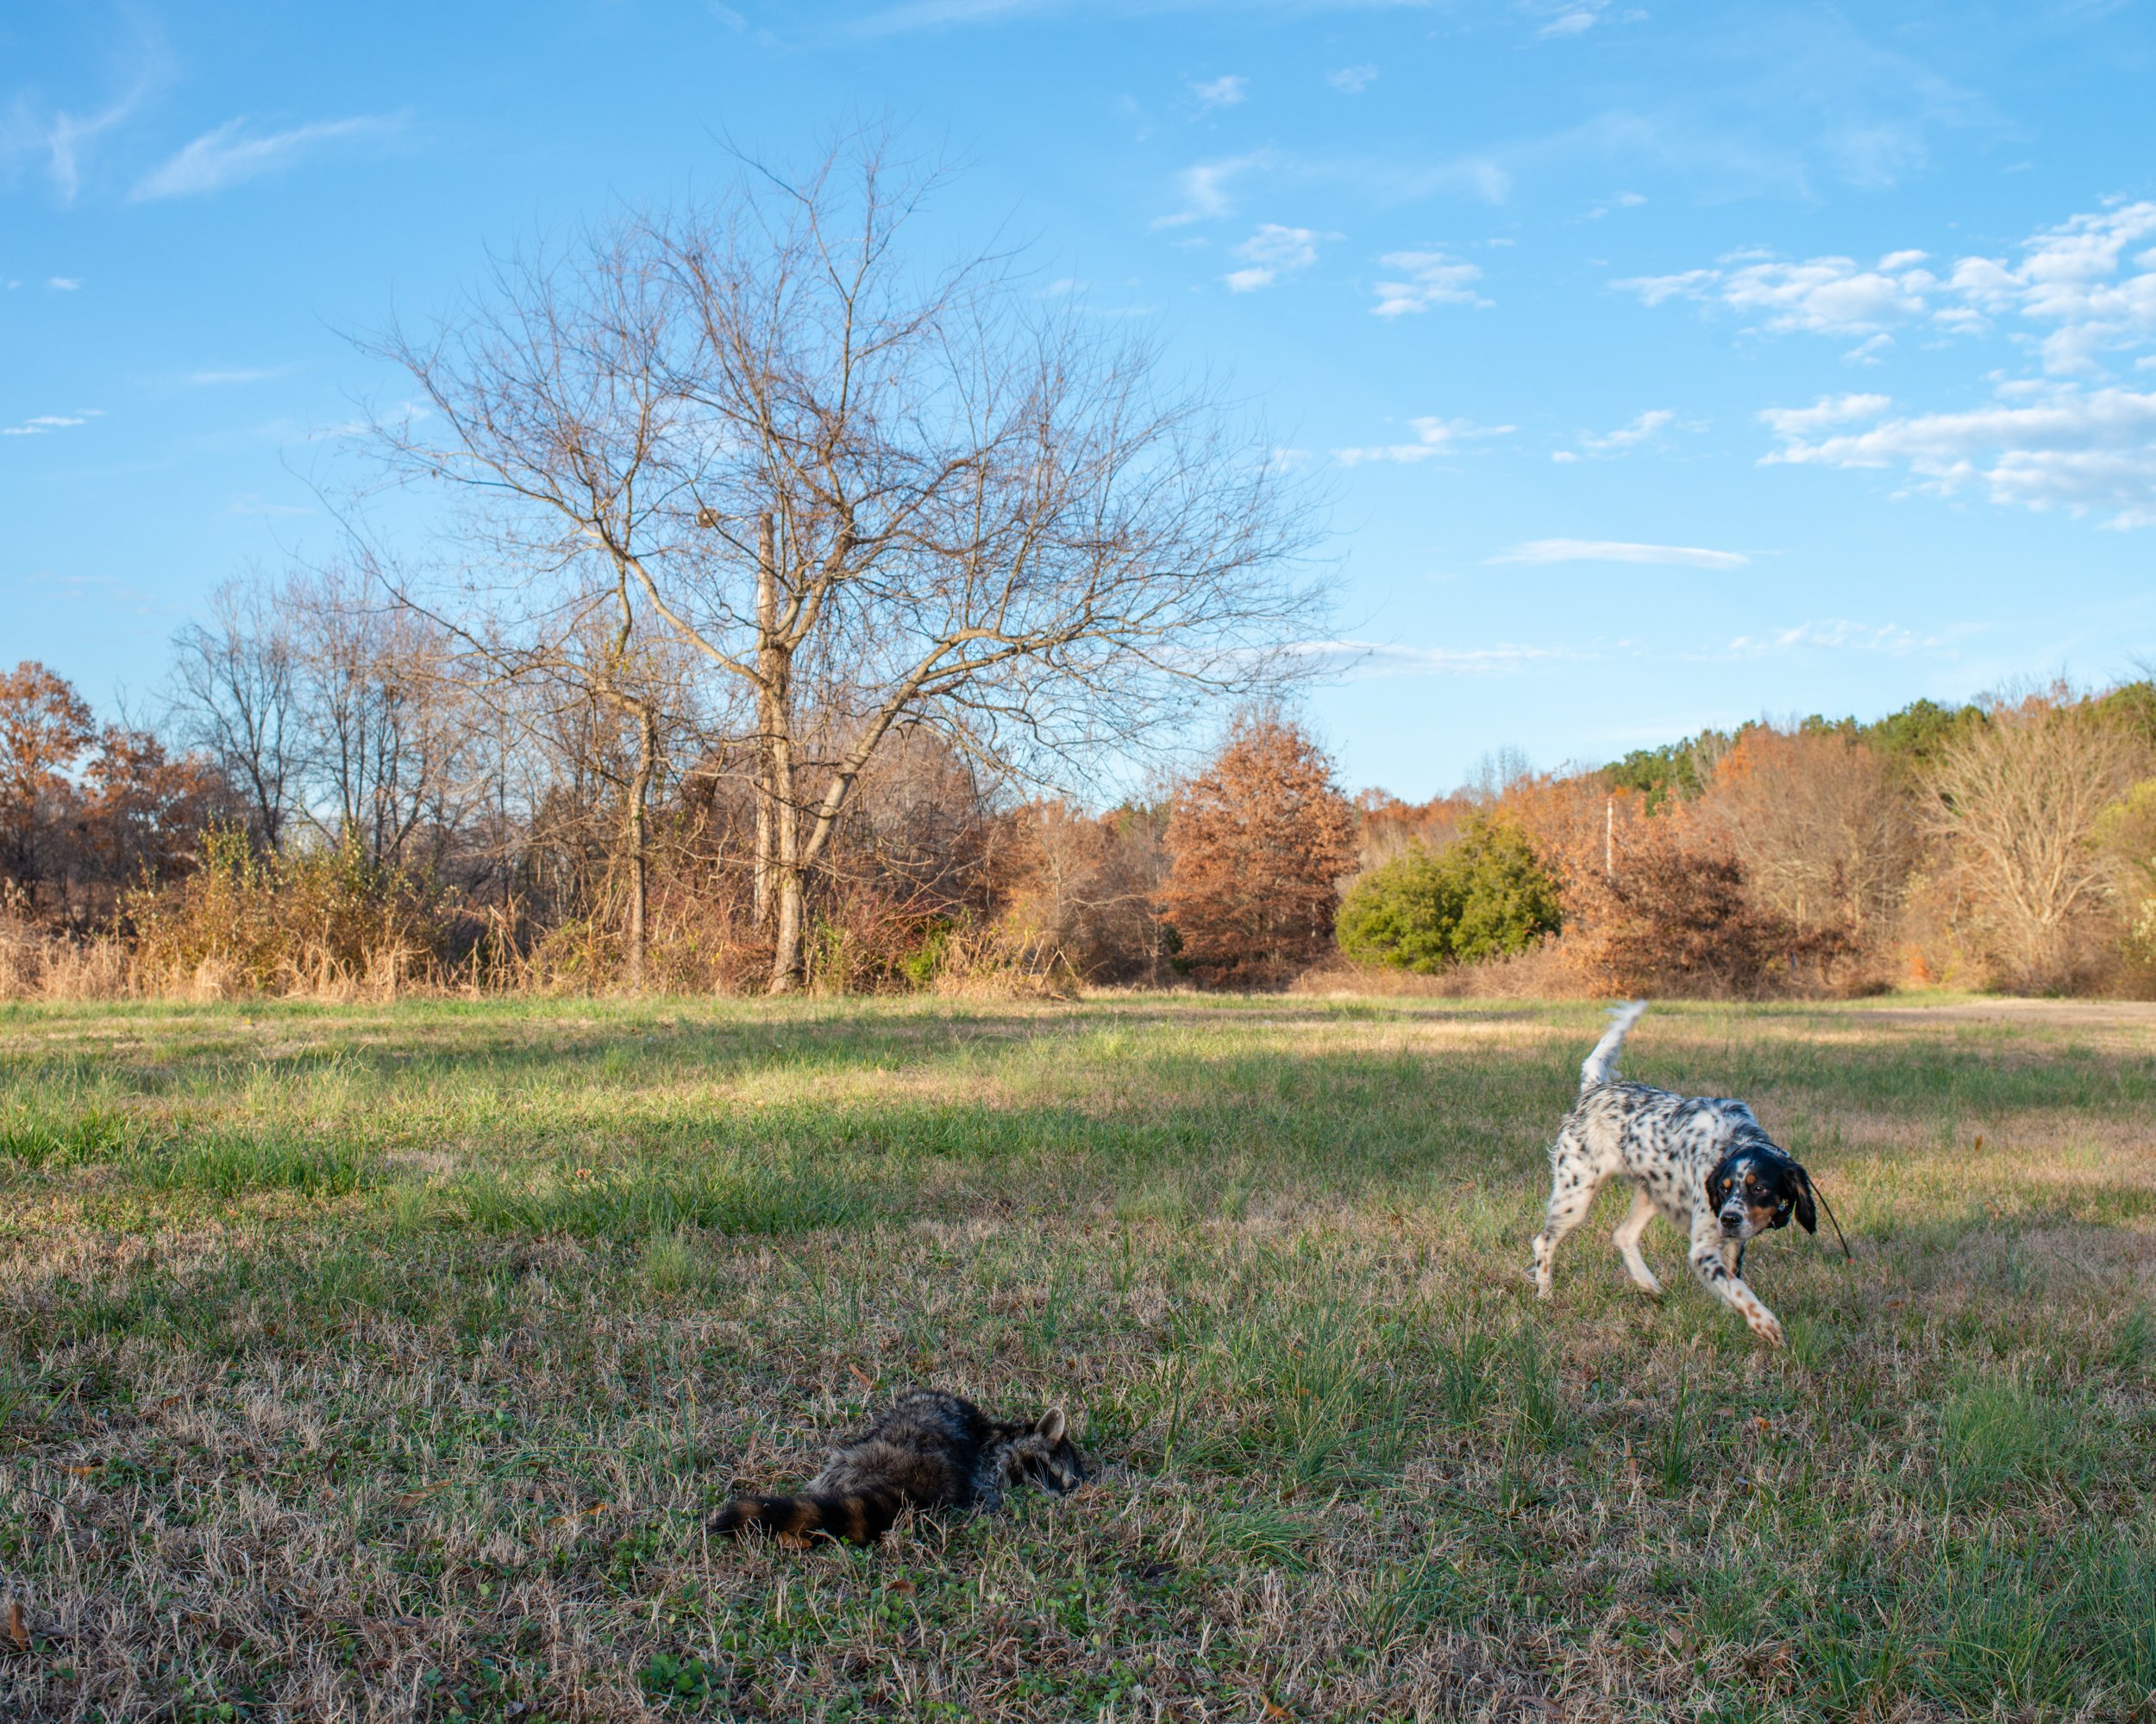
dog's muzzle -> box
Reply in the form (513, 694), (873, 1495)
(1717, 1207), (1752, 1238)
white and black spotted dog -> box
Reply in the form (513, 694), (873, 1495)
(1529, 1001), (1826, 1347)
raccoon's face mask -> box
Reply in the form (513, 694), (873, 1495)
(1015, 1408), (1087, 1494)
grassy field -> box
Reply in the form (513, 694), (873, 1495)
(2, 994), (2152, 1723)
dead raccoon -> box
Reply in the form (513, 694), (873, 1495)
(712, 1389), (1086, 1546)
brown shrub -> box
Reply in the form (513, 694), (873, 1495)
(991, 799), (1172, 984)
(1159, 714), (1356, 987)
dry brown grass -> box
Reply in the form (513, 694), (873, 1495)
(2, 994), (2153, 1721)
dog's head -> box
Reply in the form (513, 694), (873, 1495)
(1706, 1139), (1816, 1242)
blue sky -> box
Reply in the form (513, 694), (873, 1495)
(5, 1), (2153, 799)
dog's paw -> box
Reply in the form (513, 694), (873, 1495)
(1749, 1313), (1786, 1348)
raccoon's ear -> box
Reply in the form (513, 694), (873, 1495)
(1037, 1408), (1068, 1443)
(1791, 1168), (1818, 1234)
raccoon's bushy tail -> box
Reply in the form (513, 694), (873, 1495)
(1580, 1000), (1649, 1093)
(710, 1488), (905, 1546)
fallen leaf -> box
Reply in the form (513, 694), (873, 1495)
(65, 1465), (95, 1477)
(5, 1599), (27, 1652)
(849, 1363), (874, 1391)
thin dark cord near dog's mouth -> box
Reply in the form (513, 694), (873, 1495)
(1812, 1180), (1854, 1261)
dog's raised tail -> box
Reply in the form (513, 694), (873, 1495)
(1580, 1000), (1649, 1092)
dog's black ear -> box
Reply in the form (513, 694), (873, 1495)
(1706, 1158), (1732, 1207)
(1791, 1167), (1818, 1234)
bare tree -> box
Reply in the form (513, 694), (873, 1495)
(363, 130), (1326, 992)
(285, 564), (474, 872)
(1697, 726), (1916, 944)
(1923, 689), (2151, 991)
(169, 571), (299, 849)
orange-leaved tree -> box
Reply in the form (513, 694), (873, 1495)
(1160, 712), (1355, 985)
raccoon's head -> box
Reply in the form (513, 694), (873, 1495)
(1009, 1408), (1087, 1495)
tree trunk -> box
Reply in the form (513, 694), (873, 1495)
(766, 719), (803, 994)
(758, 511), (806, 995)
(752, 512), (777, 932)
(625, 703), (656, 991)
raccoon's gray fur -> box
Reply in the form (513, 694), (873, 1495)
(711, 1388), (1086, 1546)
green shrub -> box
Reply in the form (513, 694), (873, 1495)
(1336, 818), (1561, 972)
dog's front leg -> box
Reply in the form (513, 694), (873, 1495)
(1688, 1219), (1783, 1347)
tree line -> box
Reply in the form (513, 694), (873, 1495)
(6, 651), (2153, 1000)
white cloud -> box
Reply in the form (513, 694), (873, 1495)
(1539, 9), (1600, 34)
(227, 493), (312, 517)
(1327, 65), (1378, 94)
(1613, 268), (1715, 307)
(1489, 538), (1750, 569)
(7, 78), (152, 203)
(1334, 416), (1514, 466)
(1723, 254), (1936, 332)
(47, 277), (80, 292)
(1191, 74), (1247, 109)
(1727, 620), (1936, 656)
(1757, 393), (1893, 438)
(1150, 151), (1269, 229)
(1294, 638), (1578, 676)
(1370, 248), (1487, 317)
(188, 367), (285, 386)
(131, 114), (407, 201)
(1946, 201), (2156, 374)
(1617, 252), (1937, 333)
(2, 409), (101, 438)
(1617, 202), (2156, 376)
(1759, 385), (2156, 528)
(1224, 223), (1322, 292)
(1576, 408), (1677, 455)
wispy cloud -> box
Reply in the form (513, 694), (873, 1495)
(1369, 249), (1487, 316)
(1572, 408), (1677, 457)
(5, 77), (155, 203)
(2, 408), (103, 438)
(227, 492), (312, 517)
(1334, 416), (1514, 466)
(848, 0), (1441, 36)
(1223, 223), (1325, 292)
(131, 113), (409, 201)
(1294, 638), (1581, 676)
(47, 276), (80, 292)
(188, 367), (288, 386)
(1150, 150), (1271, 229)
(1191, 74), (1247, 109)
(1327, 65), (1378, 94)
(1489, 538), (1749, 569)
(1727, 619), (1940, 656)
(1523, 0), (1634, 38)
(1758, 385), (2156, 529)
